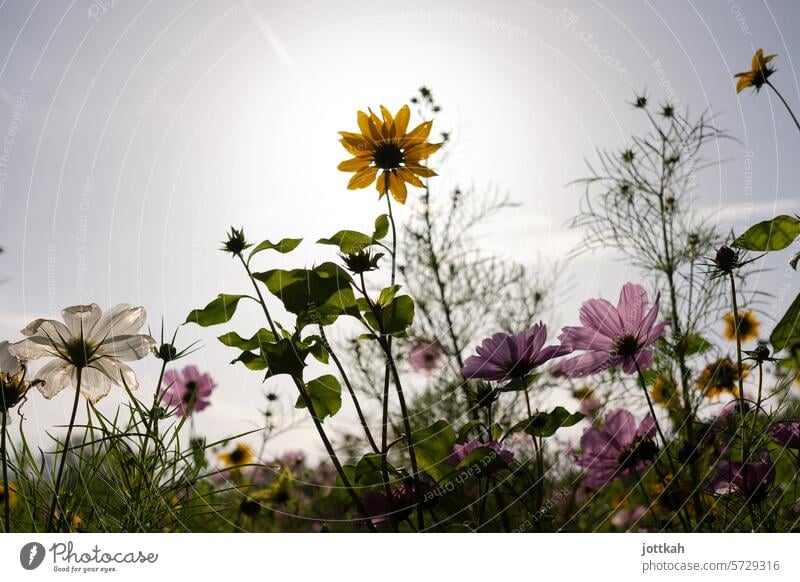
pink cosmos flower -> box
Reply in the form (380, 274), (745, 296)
(409, 341), (445, 373)
(575, 409), (657, 489)
(462, 322), (572, 381)
(708, 450), (775, 504)
(554, 283), (668, 377)
(161, 365), (215, 416)
(768, 421), (800, 449)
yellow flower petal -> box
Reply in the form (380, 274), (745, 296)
(347, 166), (378, 189)
(376, 171), (390, 197)
(389, 171), (407, 204)
(401, 120), (433, 148)
(735, 74), (752, 93)
(405, 141), (442, 161)
(407, 163), (437, 178)
(338, 157), (371, 172)
(394, 105), (410, 136)
(397, 167), (424, 188)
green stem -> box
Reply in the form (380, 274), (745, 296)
(2, 417), (10, 532)
(237, 253), (375, 531)
(767, 80), (800, 135)
(47, 367), (83, 532)
(728, 272), (748, 462)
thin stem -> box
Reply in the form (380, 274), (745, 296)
(318, 324), (379, 454)
(767, 80), (800, 135)
(2, 417), (10, 532)
(47, 367), (83, 532)
(728, 272), (748, 462)
(635, 364), (669, 449)
(236, 253), (375, 530)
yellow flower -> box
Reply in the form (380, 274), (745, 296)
(219, 443), (254, 468)
(0, 482), (18, 508)
(696, 358), (749, 399)
(723, 310), (760, 343)
(651, 376), (681, 409)
(338, 105), (440, 204)
(735, 49), (777, 93)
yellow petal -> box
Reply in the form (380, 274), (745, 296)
(751, 49), (764, 71)
(735, 73), (753, 93)
(369, 109), (388, 141)
(347, 166), (378, 189)
(376, 171), (390, 197)
(404, 141), (442, 161)
(380, 105), (394, 129)
(397, 167), (424, 188)
(340, 131), (374, 151)
(389, 171), (407, 204)
(357, 111), (381, 143)
(394, 105), (410, 136)
(338, 157), (371, 172)
(407, 164), (437, 178)
(401, 120), (433, 148)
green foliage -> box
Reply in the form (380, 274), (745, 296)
(413, 420), (456, 482)
(733, 215), (800, 251)
(295, 375), (342, 421)
(186, 294), (247, 326)
(771, 291), (800, 354)
(507, 407), (584, 439)
(248, 237), (303, 261)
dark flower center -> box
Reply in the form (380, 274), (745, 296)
(712, 363), (736, 389)
(183, 381), (198, 404)
(737, 317), (752, 337)
(618, 437), (658, 469)
(230, 448), (245, 464)
(615, 335), (640, 358)
(373, 143), (404, 169)
(65, 339), (94, 369)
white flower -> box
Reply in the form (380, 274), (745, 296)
(9, 304), (155, 403)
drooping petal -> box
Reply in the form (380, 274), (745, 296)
(645, 321), (669, 345)
(79, 367), (112, 403)
(558, 326), (616, 351)
(461, 354), (507, 381)
(534, 344), (573, 365)
(9, 337), (62, 361)
(92, 358), (139, 390)
(0, 341), (22, 376)
(621, 350), (654, 374)
(388, 171), (408, 204)
(35, 360), (76, 399)
(552, 351), (611, 377)
(337, 157), (371, 172)
(347, 166), (378, 189)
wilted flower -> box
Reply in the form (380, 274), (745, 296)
(360, 479), (415, 527)
(1, 341), (41, 421)
(161, 365), (215, 416)
(768, 421), (800, 449)
(340, 248), (383, 274)
(734, 49), (777, 93)
(408, 340), (445, 373)
(462, 322), (571, 382)
(723, 310), (760, 343)
(449, 439), (514, 467)
(696, 358), (748, 399)
(708, 450), (775, 504)
(10, 304), (155, 403)
(575, 409), (657, 489)
(554, 283), (668, 377)
(338, 104), (441, 203)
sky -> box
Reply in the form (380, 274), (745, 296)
(0, 0), (798, 460)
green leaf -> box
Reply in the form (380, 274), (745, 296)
(186, 294), (247, 326)
(304, 335), (330, 364)
(499, 372), (541, 392)
(454, 447), (510, 474)
(457, 420), (484, 442)
(254, 262), (358, 328)
(372, 214), (390, 241)
(490, 423), (503, 441)
(682, 333), (712, 356)
(316, 230), (374, 254)
(733, 215), (800, 251)
(295, 374), (342, 421)
(377, 285), (402, 307)
(509, 407), (584, 439)
(354, 453), (398, 487)
(230, 350), (267, 371)
(771, 291), (800, 353)
(363, 295), (415, 336)
(413, 420), (457, 482)
(218, 329), (276, 351)
(248, 237), (302, 261)
(262, 338), (307, 378)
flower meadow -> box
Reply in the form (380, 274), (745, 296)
(2, 53), (800, 534)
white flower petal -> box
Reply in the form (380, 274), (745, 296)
(91, 304), (147, 343)
(79, 367), (112, 403)
(9, 338), (62, 361)
(62, 304), (102, 338)
(92, 358), (139, 390)
(36, 360), (76, 400)
(95, 334), (155, 362)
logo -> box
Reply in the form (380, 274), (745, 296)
(20, 542), (46, 570)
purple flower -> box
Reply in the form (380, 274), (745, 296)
(280, 450), (307, 473)
(768, 421), (800, 449)
(360, 481), (415, 527)
(449, 439), (514, 466)
(708, 450), (775, 504)
(575, 409), (657, 489)
(161, 365), (215, 416)
(462, 322), (572, 382)
(409, 341), (445, 373)
(554, 283), (668, 378)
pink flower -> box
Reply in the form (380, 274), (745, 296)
(708, 450), (775, 504)
(575, 409), (657, 488)
(161, 365), (215, 416)
(462, 322), (572, 382)
(554, 283), (668, 377)
(768, 421), (800, 449)
(409, 341), (445, 373)
(448, 439), (514, 468)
